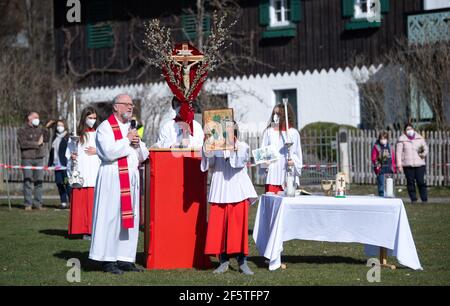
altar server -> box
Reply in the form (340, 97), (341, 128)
(260, 103), (303, 193)
(89, 94), (149, 275)
(155, 97), (204, 148)
(201, 122), (257, 275)
(66, 107), (100, 239)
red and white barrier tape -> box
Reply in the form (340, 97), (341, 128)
(0, 163), (67, 171)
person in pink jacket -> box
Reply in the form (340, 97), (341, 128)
(396, 123), (429, 203)
(371, 131), (396, 197)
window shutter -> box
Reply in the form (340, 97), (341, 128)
(86, 0), (113, 49)
(259, 0), (270, 26)
(291, 0), (302, 22)
(181, 14), (211, 40)
(342, 0), (355, 18)
(380, 0), (390, 13)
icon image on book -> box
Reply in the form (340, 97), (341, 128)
(252, 145), (280, 165)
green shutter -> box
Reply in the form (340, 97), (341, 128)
(342, 0), (355, 18)
(181, 14), (211, 40)
(291, 0), (302, 22)
(259, 0), (270, 26)
(380, 0), (390, 13)
(262, 24), (297, 38)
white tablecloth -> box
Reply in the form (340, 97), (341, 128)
(253, 195), (422, 271)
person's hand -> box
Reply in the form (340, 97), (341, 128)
(85, 146), (97, 156)
(45, 120), (56, 128)
(127, 130), (138, 143)
(131, 135), (140, 148)
(398, 166), (403, 173)
(419, 153), (425, 159)
(37, 135), (43, 146)
(71, 152), (78, 160)
(287, 159), (295, 167)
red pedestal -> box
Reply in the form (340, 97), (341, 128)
(144, 149), (211, 270)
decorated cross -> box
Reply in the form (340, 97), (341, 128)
(338, 177), (345, 188)
(171, 43), (205, 94)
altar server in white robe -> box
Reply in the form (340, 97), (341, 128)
(89, 94), (149, 275)
(201, 122), (257, 275)
(260, 103), (303, 194)
(155, 97), (204, 149)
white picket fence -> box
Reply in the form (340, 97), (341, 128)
(348, 130), (450, 186)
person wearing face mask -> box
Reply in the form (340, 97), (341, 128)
(17, 111), (54, 210)
(371, 131), (396, 197)
(396, 123), (429, 203)
(89, 94), (149, 274)
(48, 120), (71, 209)
(259, 103), (303, 194)
(65, 107), (101, 239)
(154, 96), (204, 149)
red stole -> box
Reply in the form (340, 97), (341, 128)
(107, 115), (134, 229)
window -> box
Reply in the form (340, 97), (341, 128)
(259, 0), (301, 39)
(274, 89), (298, 127)
(342, 0), (390, 30)
(86, 0), (114, 49)
(270, 0), (291, 27)
(354, 0), (378, 20)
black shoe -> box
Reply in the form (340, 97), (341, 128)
(102, 262), (124, 275)
(117, 261), (144, 272)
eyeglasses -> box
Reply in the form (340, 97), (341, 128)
(116, 103), (135, 108)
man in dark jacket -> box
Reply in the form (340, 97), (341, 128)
(17, 111), (54, 210)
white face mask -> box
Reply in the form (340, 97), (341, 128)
(56, 126), (65, 133)
(31, 118), (40, 127)
(380, 139), (387, 146)
(86, 118), (96, 128)
(273, 114), (280, 124)
(406, 130), (415, 137)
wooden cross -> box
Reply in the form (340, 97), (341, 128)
(171, 43), (204, 65)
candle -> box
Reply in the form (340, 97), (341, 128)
(386, 177), (394, 197)
(73, 94), (77, 136)
(283, 98), (291, 143)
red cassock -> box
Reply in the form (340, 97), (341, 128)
(265, 184), (284, 193)
(204, 199), (250, 256)
(68, 187), (94, 235)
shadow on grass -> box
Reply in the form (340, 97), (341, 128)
(247, 255), (366, 268)
(53, 250), (148, 272)
(39, 229), (69, 238)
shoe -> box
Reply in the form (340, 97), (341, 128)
(61, 202), (68, 209)
(213, 261), (229, 274)
(102, 262), (124, 275)
(35, 206), (47, 211)
(239, 262), (254, 275)
(83, 235), (91, 241)
(117, 261), (144, 272)
(24, 206), (32, 211)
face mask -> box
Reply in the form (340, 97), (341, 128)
(31, 118), (40, 127)
(175, 106), (181, 115)
(380, 139), (387, 146)
(273, 114), (280, 124)
(56, 126), (65, 133)
(406, 130), (415, 137)
(86, 118), (96, 128)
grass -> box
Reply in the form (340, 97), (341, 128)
(1, 196), (450, 286)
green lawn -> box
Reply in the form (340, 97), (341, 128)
(1, 198), (450, 286)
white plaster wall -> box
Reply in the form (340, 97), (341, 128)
(70, 65), (381, 136)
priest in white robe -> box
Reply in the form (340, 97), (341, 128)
(89, 93), (149, 275)
(155, 97), (204, 149)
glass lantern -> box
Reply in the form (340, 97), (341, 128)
(383, 174), (395, 198)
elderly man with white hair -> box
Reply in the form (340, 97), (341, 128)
(89, 94), (149, 274)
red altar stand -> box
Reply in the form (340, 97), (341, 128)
(144, 149), (212, 269)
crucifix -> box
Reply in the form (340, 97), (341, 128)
(338, 177), (345, 188)
(171, 43), (204, 95)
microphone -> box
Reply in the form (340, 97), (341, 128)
(130, 119), (137, 130)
